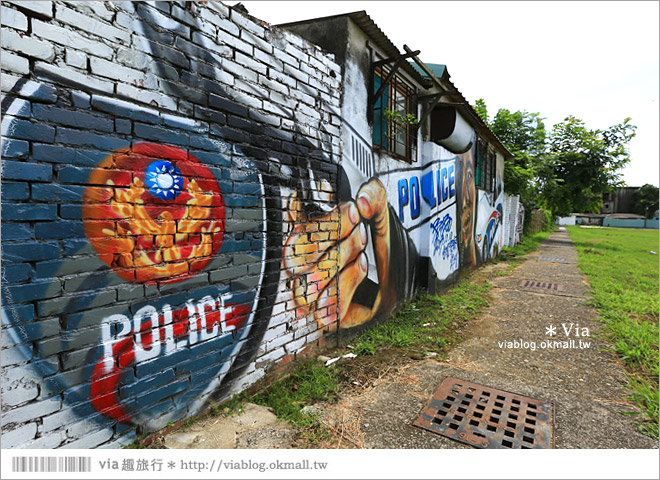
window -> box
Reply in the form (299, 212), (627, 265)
(487, 151), (496, 192)
(475, 138), (497, 192)
(372, 65), (417, 162)
(475, 139), (486, 189)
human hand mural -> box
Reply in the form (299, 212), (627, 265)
(284, 178), (395, 330)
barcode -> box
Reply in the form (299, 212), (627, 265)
(11, 456), (92, 473)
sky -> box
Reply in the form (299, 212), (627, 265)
(242, 1), (659, 187)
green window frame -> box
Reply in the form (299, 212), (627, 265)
(475, 138), (497, 192)
(372, 65), (417, 162)
(476, 138), (487, 189)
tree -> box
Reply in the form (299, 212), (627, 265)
(491, 109), (546, 157)
(489, 108), (546, 202)
(538, 116), (636, 217)
(632, 184), (659, 218)
(471, 100), (637, 220)
(473, 98), (489, 124)
(473, 102), (547, 209)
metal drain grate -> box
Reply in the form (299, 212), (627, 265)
(538, 257), (566, 262)
(519, 280), (564, 292)
(412, 377), (554, 449)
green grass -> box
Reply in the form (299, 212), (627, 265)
(351, 231), (553, 357)
(496, 231), (552, 269)
(567, 226), (659, 438)
(251, 360), (340, 428)
(352, 281), (492, 357)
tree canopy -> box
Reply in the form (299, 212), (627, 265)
(632, 184), (659, 218)
(473, 99), (637, 217)
(541, 116), (636, 216)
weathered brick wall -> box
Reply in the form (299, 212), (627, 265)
(1, 0), (342, 448)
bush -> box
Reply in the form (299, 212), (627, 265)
(542, 210), (556, 232)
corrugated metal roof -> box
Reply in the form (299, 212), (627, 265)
(345, 11), (432, 87)
(277, 10), (513, 159)
(277, 11), (431, 88)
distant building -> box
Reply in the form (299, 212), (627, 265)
(574, 212), (658, 229)
(601, 187), (639, 214)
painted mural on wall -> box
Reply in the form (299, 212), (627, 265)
(2, 84), (273, 432)
(455, 141), (505, 268)
(334, 123), (464, 330)
(1, 0), (511, 449)
(475, 159), (504, 261)
(1, 1), (339, 447)
(515, 201), (525, 244)
(401, 141), (459, 282)
(458, 146), (478, 269)
(289, 122), (405, 331)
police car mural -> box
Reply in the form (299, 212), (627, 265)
(1, 85), (277, 431)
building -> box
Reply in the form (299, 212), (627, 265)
(281, 11), (518, 327)
(601, 187), (639, 214)
(1, 2), (521, 448)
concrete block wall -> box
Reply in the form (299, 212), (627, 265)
(502, 194), (521, 248)
(1, 0), (342, 448)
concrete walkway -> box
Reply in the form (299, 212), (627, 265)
(156, 229), (657, 449)
(319, 229), (658, 449)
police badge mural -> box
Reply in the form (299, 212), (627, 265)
(2, 88), (275, 431)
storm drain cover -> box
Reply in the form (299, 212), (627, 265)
(538, 257), (566, 262)
(519, 280), (564, 292)
(412, 377), (554, 449)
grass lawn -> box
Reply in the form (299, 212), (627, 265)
(351, 282), (491, 357)
(567, 226), (659, 438)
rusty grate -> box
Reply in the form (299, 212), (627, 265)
(537, 257), (566, 262)
(519, 280), (564, 292)
(412, 377), (554, 449)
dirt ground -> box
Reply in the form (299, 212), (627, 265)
(156, 229), (658, 449)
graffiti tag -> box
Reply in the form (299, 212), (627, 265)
(430, 214), (459, 270)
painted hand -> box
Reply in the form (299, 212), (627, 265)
(340, 178), (393, 328)
(283, 179), (392, 331)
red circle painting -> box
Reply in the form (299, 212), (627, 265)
(82, 143), (225, 283)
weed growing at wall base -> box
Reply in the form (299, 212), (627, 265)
(351, 281), (492, 357)
(252, 360), (340, 428)
(568, 226), (659, 439)
(496, 231), (552, 270)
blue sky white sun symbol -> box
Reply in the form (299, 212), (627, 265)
(145, 160), (184, 200)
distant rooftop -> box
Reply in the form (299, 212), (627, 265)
(576, 213), (647, 219)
